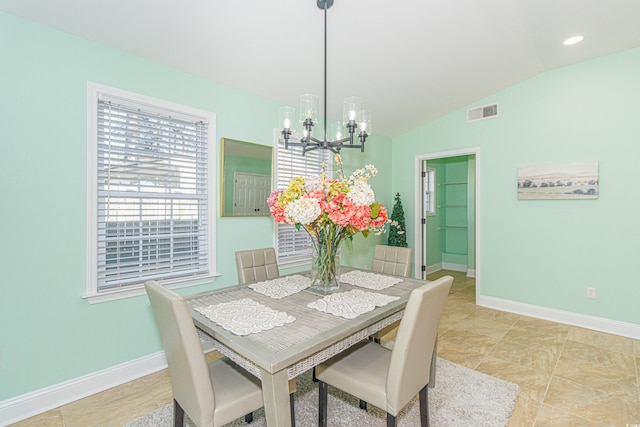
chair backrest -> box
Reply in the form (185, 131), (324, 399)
(385, 275), (453, 414)
(371, 245), (413, 277)
(235, 247), (280, 285)
(145, 281), (215, 426)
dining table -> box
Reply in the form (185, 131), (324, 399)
(186, 267), (432, 427)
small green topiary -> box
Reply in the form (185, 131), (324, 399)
(387, 192), (407, 247)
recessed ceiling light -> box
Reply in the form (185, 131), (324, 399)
(563, 36), (584, 46)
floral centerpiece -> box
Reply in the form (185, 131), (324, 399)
(267, 154), (401, 293)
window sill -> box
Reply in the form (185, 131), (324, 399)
(82, 273), (221, 304)
(278, 258), (312, 270)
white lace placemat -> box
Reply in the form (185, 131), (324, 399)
(194, 298), (295, 336)
(248, 274), (311, 299)
(339, 270), (404, 290)
(307, 289), (400, 319)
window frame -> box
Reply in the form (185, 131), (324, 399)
(424, 167), (437, 216)
(85, 82), (218, 304)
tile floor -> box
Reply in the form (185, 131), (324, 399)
(10, 270), (640, 426)
(425, 270), (640, 427)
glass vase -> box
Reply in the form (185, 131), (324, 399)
(309, 231), (341, 294)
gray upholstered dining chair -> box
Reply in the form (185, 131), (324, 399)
(370, 245), (413, 343)
(315, 275), (453, 427)
(371, 244), (412, 277)
(235, 247), (280, 285)
(144, 281), (296, 427)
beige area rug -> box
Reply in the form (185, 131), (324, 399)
(125, 358), (519, 427)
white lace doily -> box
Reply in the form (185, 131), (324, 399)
(248, 274), (311, 299)
(195, 298), (295, 336)
(339, 270), (404, 290)
(307, 289), (400, 319)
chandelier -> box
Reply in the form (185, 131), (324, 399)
(279, 0), (371, 155)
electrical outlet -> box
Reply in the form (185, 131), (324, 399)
(586, 287), (596, 299)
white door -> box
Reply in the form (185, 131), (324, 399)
(234, 172), (271, 215)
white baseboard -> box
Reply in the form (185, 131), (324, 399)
(0, 351), (168, 426)
(441, 262), (467, 273)
(425, 263), (442, 275)
(477, 295), (640, 340)
(427, 263), (472, 275)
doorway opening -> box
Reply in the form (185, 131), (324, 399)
(413, 148), (480, 300)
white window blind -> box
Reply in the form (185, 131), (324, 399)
(94, 93), (211, 292)
(274, 136), (330, 265)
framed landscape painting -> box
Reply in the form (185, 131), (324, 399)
(517, 161), (599, 200)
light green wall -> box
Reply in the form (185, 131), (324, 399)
(0, 11), (392, 400)
(441, 156), (469, 264)
(393, 46), (640, 326)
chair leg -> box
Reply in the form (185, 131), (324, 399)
(318, 380), (328, 427)
(419, 385), (429, 427)
(359, 400), (367, 410)
(428, 337), (438, 389)
(386, 412), (397, 427)
(173, 399), (184, 427)
(312, 366), (318, 382)
(244, 413), (253, 423)
(290, 393), (296, 427)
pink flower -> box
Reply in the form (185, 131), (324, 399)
(328, 209), (351, 226)
(305, 190), (326, 203)
(269, 203), (288, 224)
(267, 190), (282, 208)
(349, 205), (372, 231)
(326, 192), (347, 210)
(325, 193), (354, 226)
(370, 204), (388, 228)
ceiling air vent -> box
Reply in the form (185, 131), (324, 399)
(467, 103), (499, 122)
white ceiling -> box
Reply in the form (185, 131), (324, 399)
(3, 0), (640, 137)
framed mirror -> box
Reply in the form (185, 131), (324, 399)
(221, 138), (273, 217)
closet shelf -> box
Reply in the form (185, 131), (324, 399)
(438, 181), (468, 186)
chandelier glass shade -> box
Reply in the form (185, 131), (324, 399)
(279, 0), (371, 155)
